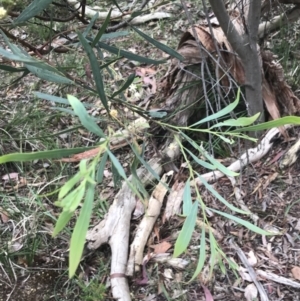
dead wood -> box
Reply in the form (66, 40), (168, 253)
(86, 141), (181, 301)
(86, 157), (163, 301)
(127, 172), (171, 276)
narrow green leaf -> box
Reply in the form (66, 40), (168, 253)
(232, 116), (300, 132)
(107, 149), (127, 179)
(101, 31), (129, 41)
(130, 143), (148, 200)
(34, 92), (69, 105)
(0, 147), (95, 164)
(185, 148), (215, 170)
(14, 0), (53, 24)
(56, 186), (80, 208)
(111, 163), (122, 189)
(202, 151), (239, 177)
(52, 210), (73, 237)
(111, 73), (135, 98)
(58, 173), (82, 200)
(131, 11), (143, 18)
(0, 65), (27, 72)
(209, 231), (217, 276)
(190, 227), (206, 281)
(91, 9), (112, 47)
(131, 26), (184, 61)
(210, 113), (260, 129)
(82, 12), (99, 38)
(182, 179), (192, 216)
(96, 152), (108, 183)
(34, 92), (94, 109)
(69, 182), (95, 278)
(68, 184), (86, 212)
(129, 142), (160, 182)
(197, 174), (247, 214)
(209, 208), (276, 235)
(147, 110), (168, 118)
(0, 47), (36, 63)
(174, 201), (198, 257)
(192, 88), (240, 127)
(26, 65), (73, 84)
(1, 31), (24, 55)
(78, 33), (109, 112)
(10, 69), (30, 84)
(67, 95), (105, 138)
(97, 41), (166, 65)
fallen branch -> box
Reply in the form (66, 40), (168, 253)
(127, 171), (172, 276)
(67, 0), (172, 24)
(191, 126), (290, 188)
(232, 241), (269, 301)
(258, 5), (300, 38)
(86, 139), (181, 301)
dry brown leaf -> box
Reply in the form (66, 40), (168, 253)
(150, 241), (172, 254)
(291, 266), (300, 280)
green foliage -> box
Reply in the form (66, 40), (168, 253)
(2, 0), (300, 285)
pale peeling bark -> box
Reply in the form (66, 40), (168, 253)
(127, 172), (171, 276)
